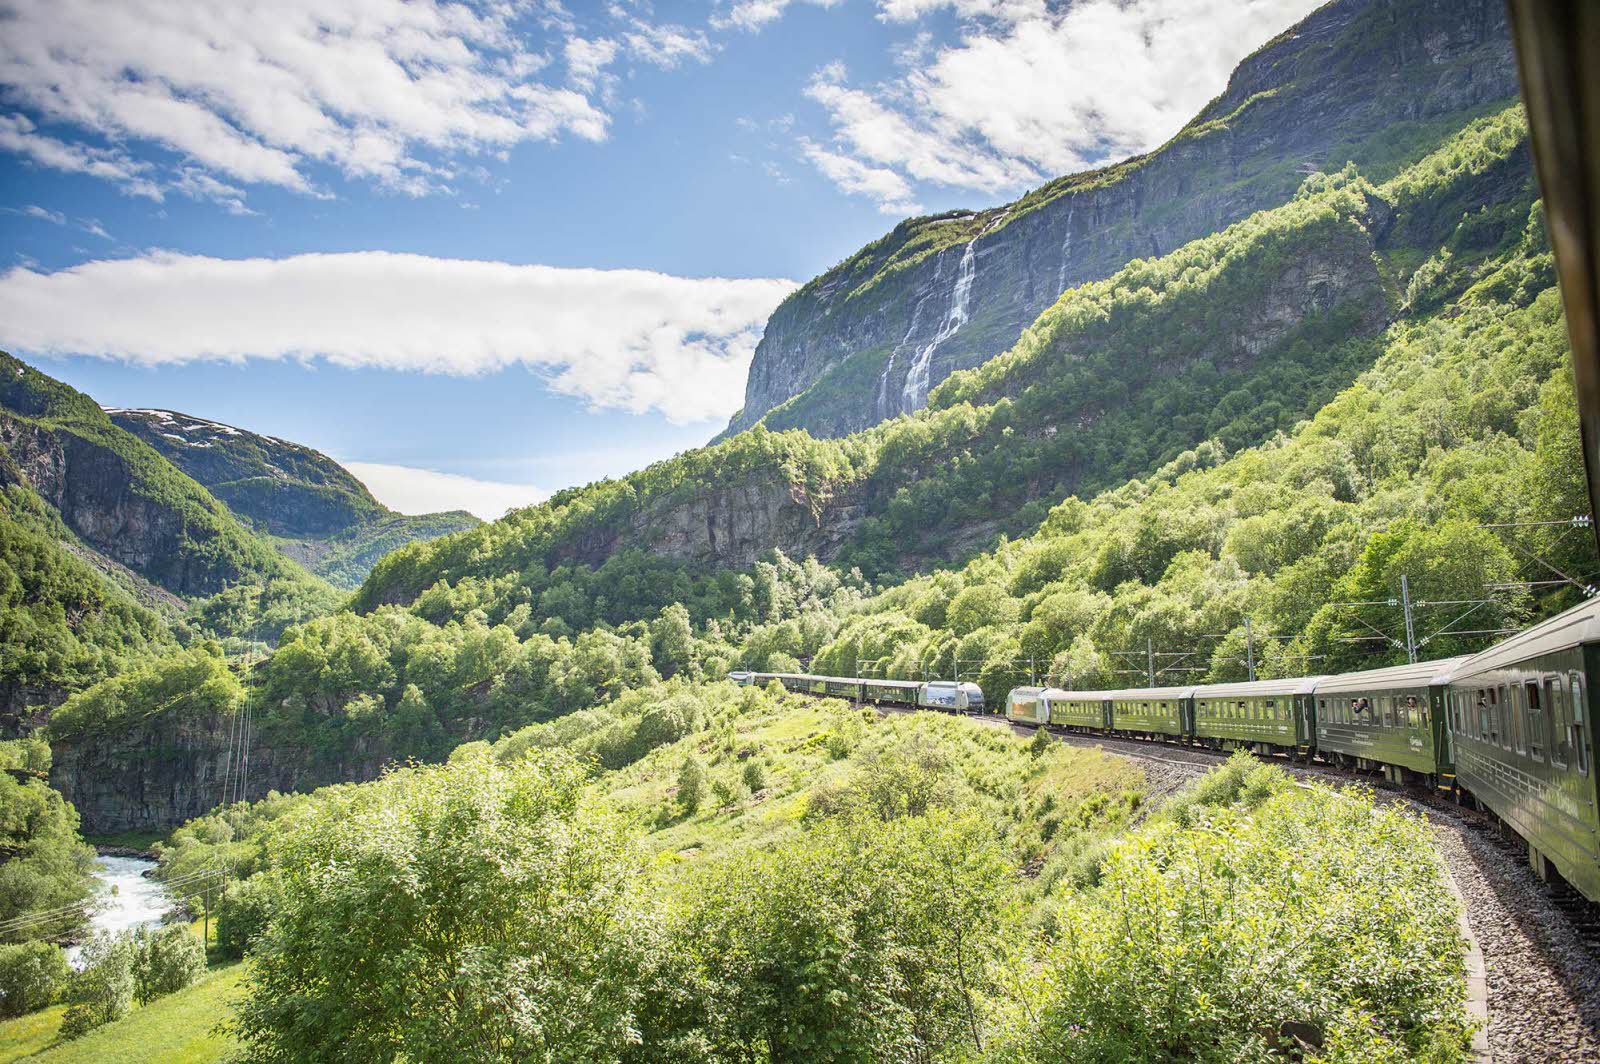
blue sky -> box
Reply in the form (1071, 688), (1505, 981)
(0, 0), (1321, 519)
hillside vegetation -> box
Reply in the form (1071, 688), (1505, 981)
(150, 688), (1472, 1062)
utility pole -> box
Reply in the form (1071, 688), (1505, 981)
(1244, 617), (1257, 682)
(1146, 637), (1156, 687)
(1400, 574), (1418, 663)
(1028, 656), (1037, 686)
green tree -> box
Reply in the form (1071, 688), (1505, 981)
(233, 751), (643, 1064)
(131, 925), (206, 1005)
(0, 941), (68, 1017)
(677, 754), (707, 816)
(60, 932), (134, 1039)
(651, 603), (695, 679)
(639, 812), (1012, 1061)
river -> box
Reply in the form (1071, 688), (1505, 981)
(67, 855), (176, 966)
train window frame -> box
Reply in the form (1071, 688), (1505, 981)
(1511, 683), (1528, 755)
(1531, 679), (1550, 761)
(1498, 685), (1512, 750)
(1573, 671), (1589, 776)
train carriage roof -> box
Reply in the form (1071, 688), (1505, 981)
(1099, 685), (1198, 701)
(1449, 597), (1600, 680)
(1033, 689), (1114, 702)
(1192, 676), (1322, 699)
(1311, 656), (1470, 696)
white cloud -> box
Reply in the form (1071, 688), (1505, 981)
(621, 21), (715, 68)
(566, 37), (620, 91)
(0, 114), (163, 199)
(800, 139), (920, 214)
(802, 0), (1324, 206)
(0, 251), (797, 424)
(712, 0), (841, 32)
(0, 0), (612, 201)
(344, 461), (547, 521)
(2, 204), (66, 225)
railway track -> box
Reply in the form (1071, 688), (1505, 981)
(879, 701), (1600, 1060)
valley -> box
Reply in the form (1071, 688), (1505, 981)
(0, 0), (1596, 1059)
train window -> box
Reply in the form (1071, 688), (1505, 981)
(1573, 672), (1589, 776)
(1511, 685), (1527, 755)
(1530, 680), (1549, 761)
(1404, 696), (1420, 729)
(1498, 686), (1512, 750)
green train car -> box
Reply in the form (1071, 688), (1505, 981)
(1189, 678), (1316, 754)
(1048, 690), (1113, 731)
(1105, 686), (1191, 738)
(1312, 657), (1467, 788)
(1447, 599), (1600, 900)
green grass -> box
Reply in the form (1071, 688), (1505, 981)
(0, 964), (245, 1064)
(0, 1005), (68, 1064)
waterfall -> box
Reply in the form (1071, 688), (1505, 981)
(1056, 201), (1076, 294)
(877, 248), (944, 420)
(899, 237), (978, 413)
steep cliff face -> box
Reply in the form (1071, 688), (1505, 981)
(551, 478), (867, 573)
(49, 710), (403, 834)
(109, 408), (480, 588)
(728, 0), (1519, 439)
(0, 411), (282, 598)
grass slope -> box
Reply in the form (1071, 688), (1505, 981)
(0, 964), (244, 1064)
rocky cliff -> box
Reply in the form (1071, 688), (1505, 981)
(726, 0), (1519, 439)
(0, 407), (290, 599)
(49, 709), (402, 834)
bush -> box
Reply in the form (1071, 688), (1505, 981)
(740, 758), (767, 793)
(677, 755), (707, 816)
(999, 775), (1470, 1062)
(216, 877), (276, 959)
(0, 941), (68, 1017)
(132, 925), (206, 1004)
(60, 932), (134, 1039)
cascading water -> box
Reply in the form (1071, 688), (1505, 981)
(1056, 201), (1076, 294)
(877, 247), (945, 421)
(898, 237), (978, 413)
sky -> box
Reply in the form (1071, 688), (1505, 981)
(0, 0), (1323, 521)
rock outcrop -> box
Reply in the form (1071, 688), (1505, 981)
(726, 0), (1520, 439)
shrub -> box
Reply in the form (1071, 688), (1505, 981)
(0, 941), (68, 1017)
(60, 932), (134, 1039)
(677, 755), (707, 816)
(131, 925), (206, 1004)
(216, 878), (276, 959)
(740, 758), (768, 793)
(999, 775), (1470, 1062)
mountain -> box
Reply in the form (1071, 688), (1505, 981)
(50, 106), (1573, 836)
(108, 408), (479, 588)
(356, 102), (1537, 610)
(0, 353), (304, 600)
(723, 0), (1520, 440)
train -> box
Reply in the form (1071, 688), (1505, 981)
(731, 595), (1600, 904)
